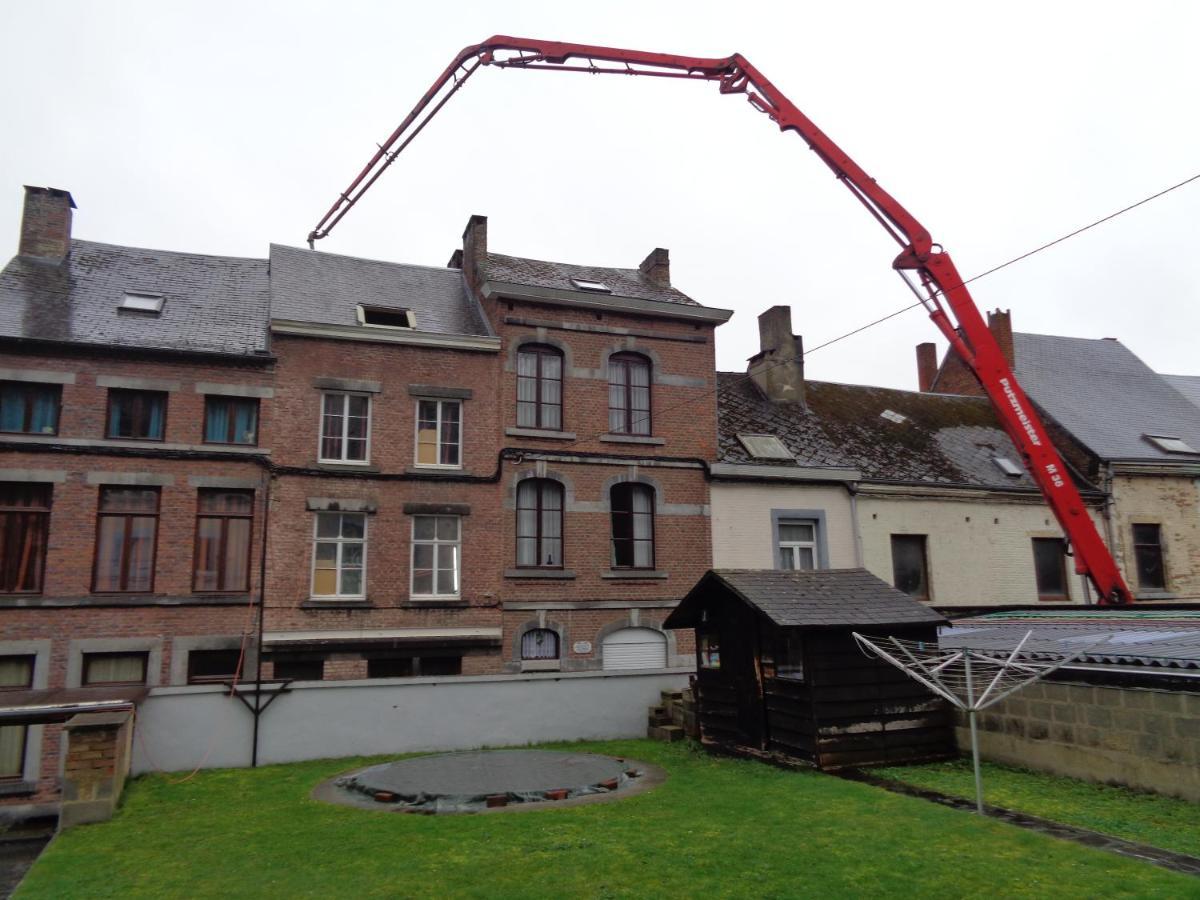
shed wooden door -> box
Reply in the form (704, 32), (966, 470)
(602, 627), (667, 670)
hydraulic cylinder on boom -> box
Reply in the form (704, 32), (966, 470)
(307, 36), (1134, 605)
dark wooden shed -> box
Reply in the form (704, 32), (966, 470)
(665, 568), (955, 769)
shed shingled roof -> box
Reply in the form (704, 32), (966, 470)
(717, 373), (1057, 489)
(667, 568), (946, 630)
(270, 244), (491, 337)
(0, 239), (269, 356)
(484, 252), (700, 306)
(1012, 333), (1200, 463)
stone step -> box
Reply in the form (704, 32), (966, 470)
(648, 724), (685, 742)
(660, 689), (684, 705)
(649, 712), (673, 727)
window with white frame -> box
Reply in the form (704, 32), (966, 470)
(319, 393), (370, 463)
(311, 512), (366, 599)
(777, 519), (818, 570)
(415, 399), (461, 467)
(411, 515), (460, 597)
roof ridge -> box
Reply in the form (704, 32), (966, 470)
(72, 238), (266, 265)
(486, 249), (641, 276)
(270, 243), (463, 276)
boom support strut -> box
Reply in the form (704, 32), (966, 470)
(307, 35), (1133, 605)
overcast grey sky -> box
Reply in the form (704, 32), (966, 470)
(2, 1), (1197, 389)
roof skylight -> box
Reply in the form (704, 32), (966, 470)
(1144, 434), (1197, 454)
(569, 277), (612, 294)
(993, 457), (1024, 477)
(120, 292), (164, 314)
(737, 433), (793, 460)
(880, 409), (908, 424)
(357, 305), (415, 329)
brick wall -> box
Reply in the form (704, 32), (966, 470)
(961, 679), (1200, 801)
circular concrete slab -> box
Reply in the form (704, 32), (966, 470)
(315, 749), (663, 814)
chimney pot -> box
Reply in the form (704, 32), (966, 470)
(916, 342), (938, 392)
(19, 186), (75, 261)
(748, 305), (805, 405)
(638, 248), (670, 286)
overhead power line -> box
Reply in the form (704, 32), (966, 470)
(541, 169), (1200, 454)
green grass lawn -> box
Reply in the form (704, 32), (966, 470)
(873, 756), (1200, 860)
(17, 741), (1200, 899)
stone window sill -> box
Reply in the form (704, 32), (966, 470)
(601, 569), (669, 580)
(599, 433), (666, 446)
(504, 569), (576, 580)
(520, 659), (561, 672)
(505, 427), (578, 441)
(300, 598), (374, 609)
(0, 781), (36, 798)
(1135, 591), (1177, 601)
(403, 598), (469, 608)
(315, 462), (379, 473)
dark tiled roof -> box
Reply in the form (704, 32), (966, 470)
(718, 373), (1045, 488)
(702, 568), (944, 628)
(484, 252), (700, 306)
(1012, 333), (1200, 462)
(1163, 374), (1200, 412)
(270, 245), (491, 337)
(0, 240), (269, 356)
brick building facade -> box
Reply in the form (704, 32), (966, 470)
(0, 187), (730, 818)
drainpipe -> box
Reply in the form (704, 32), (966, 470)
(1101, 461), (1120, 605)
(251, 471), (272, 767)
(847, 482), (865, 567)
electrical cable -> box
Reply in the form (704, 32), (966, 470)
(535, 169), (1200, 457)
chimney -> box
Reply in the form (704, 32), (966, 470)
(748, 305), (805, 405)
(19, 186), (76, 262)
(987, 308), (1014, 368)
(638, 248), (670, 287)
(916, 342), (938, 392)
(460, 214), (488, 293)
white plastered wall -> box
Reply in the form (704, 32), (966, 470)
(710, 482), (856, 569)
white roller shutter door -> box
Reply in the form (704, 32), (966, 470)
(602, 627), (667, 670)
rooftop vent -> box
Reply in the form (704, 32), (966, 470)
(737, 433), (793, 460)
(1144, 434), (1197, 454)
(993, 457), (1024, 477)
(880, 409), (907, 424)
(569, 277), (612, 294)
(119, 292), (164, 314)
(358, 305), (415, 329)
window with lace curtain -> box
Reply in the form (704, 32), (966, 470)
(607, 353), (652, 435)
(516, 344), (563, 430)
(82, 651), (149, 686)
(521, 628), (559, 660)
(515, 479), (563, 568)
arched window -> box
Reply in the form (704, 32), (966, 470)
(607, 353), (651, 435)
(516, 479), (564, 568)
(611, 483), (655, 569)
(516, 344), (563, 430)
(521, 628), (560, 660)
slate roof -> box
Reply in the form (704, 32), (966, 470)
(270, 244), (491, 337)
(940, 609), (1200, 671)
(1162, 374), (1200, 413)
(667, 568), (946, 629)
(0, 239), (270, 356)
(1012, 333), (1200, 463)
(484, 252), (700, 306)
(717, 373), (1050, 489)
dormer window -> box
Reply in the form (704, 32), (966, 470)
(737, 433), (793, 460)
(120, 292), (164, 314)
(1144, 434), (1197, 454)
(993, 457), (1024, 477)
(357, 305), (415, 329)
(569, 278), (611, 294)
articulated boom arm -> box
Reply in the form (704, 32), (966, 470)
(308, 36), (1133, 605)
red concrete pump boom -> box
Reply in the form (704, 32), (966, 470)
(308, 36), (1134, 605)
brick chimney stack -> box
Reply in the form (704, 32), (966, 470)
(638, 248), (670, 287)
(916, 342), (938, 392)
(749, 305), (805, 405)
(19, 186), (75, 262)
(459, 214), (488, 293)
(988, 308), (1014, 367)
